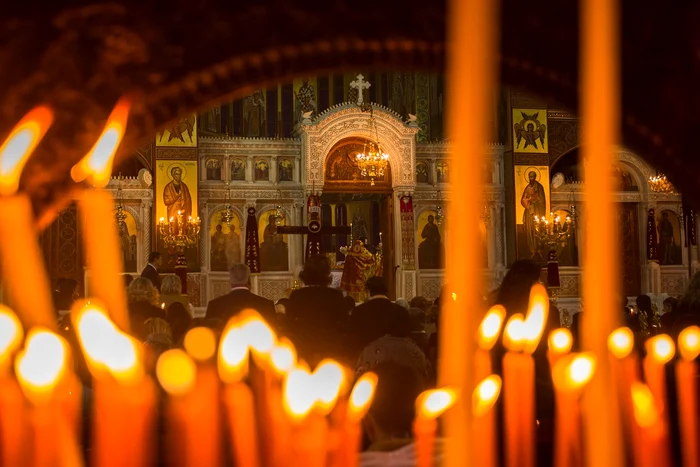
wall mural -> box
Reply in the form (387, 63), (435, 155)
(116, 209), (138, 273)
(206, 158), (221, 180)
(416, 209), (444, 269)
(656, 210), (682, 265)
(278, 158), (294, 182)
(209, 210), (242, 272)
(612, 163), (639, 191)
(258, 210), (289, 271)
(416, 161), (430, 184)
(512, 109), (548, 153)
(255, 160), (270, 181)
(231, 159), (246, 181)
(156, 115), (197, 147)
(436, 161), (450, 183)
(514, 165), (551, 261)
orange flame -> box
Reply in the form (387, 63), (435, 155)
(608, 327), (634, 359)
(552, 352), (596, 393)
(312, 359), (346, 414)
(523, 283), (549, 354)
(645, 334), (675, 364)
(15, 329), (68, 402)
(184, 327), (217, 362)
(156, 349), (197, 396)
(503, 314), (526, 352)
(472, 375), (502, 417)
(679, 326), (700, 361)
(416, 387), (458, 420)
(0, 106), (53, 196)
(347, 372), (378, 422)
(0, 306), (23, 364)
(71, 98), (130, 188)
(631, 382), (659, 428)
(477, 305), (506, 350)
(548, 328), (573, 356)
(283, 367), (316, 422)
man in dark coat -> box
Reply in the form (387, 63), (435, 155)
(205, 263), (276, 326)
(141, 251), (162, 292)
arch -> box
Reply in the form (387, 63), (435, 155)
(323, 137), (393, 191)
(300, 104), (419, 191)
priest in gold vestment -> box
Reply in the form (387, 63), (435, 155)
(163, 166), (193, 222)
(341, 240), (383, 302)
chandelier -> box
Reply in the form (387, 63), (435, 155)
(158, 211), (201, 253)
(220, 180), (234, 225)
(114, 175), (127, 228)
(435, 190), (444, 226)
(275, 189), (285, 226)
(356, 113), (389, 186)
(533, 212), (574, 251)
(648, 173), (676, 194)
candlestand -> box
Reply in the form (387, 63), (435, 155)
(158, 210), (201, 293)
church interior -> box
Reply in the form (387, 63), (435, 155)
(38, 71), (694, 318)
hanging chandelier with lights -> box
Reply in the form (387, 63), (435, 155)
(648, 173), (676, 194)
(356, 111), (389, 186)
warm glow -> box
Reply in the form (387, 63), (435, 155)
(184, 327), (217, 361)
(15, 329), (67, 400)
(567, 353), (596, 387)
(503, 314), (526, 352)
(70, 98), (130, 188)
(646, 334), (676, 364)
(73, 304), (141, 384)
(523, 283), (549, 354)
(0, 306), (23, 361)
(608, 327), (634, 359)
(0, 106), (53, 196)
(283, 367), (316, 421)
(678, 326), (700, 361)
(243, 317), (276, 355)
(631, 382), (659, 428)
(156, 349), (197, 396)
(548, 328), (573, 355)
(218, 325), (249, 383)
(348, 372), (378, 421)
(270, 338), (297, 374)
(477, 305), (506, 350)
(472, 375), (502, 417)
(417, 387), (458, 420)
(312, 359), (346, 414)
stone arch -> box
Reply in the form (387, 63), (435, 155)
(300, 104), (419, 191)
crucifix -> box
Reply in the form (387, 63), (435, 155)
(350, 74), (371, 105)
(274, 194), (352, 259)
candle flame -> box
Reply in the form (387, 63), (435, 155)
(283, 367), (316, 421)
(156, 349), (197, 396)
(552, 352), (596, 392)
(184, 327), (217, 362)
(523, 283), (549, 354)
(608, 327), (634, 359)
(0, 306), (23, 361)
(15, 329), (67, 401)
(472, 375), (502, 417)
(73, 303), (142, 384)
(0, 106), (53, 196)
(631, 382), (659, 428)
(348, 371), (378, 421)
(417, 387), (458, 420)
(70, 98), (130, 188)
(548, 328), (573, 356)
(503, 314), (526, 352)
(312, 359), (346, 414)
(679, 326), (700, 361)
(270, 338), (297, 374)
(477, 305), (506, 350)
(646, 334), (675, 364)
(242, 317), (276, 355)
(218, 325), (249, 383)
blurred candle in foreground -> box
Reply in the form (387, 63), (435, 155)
(284, 367), (326, 467)
(472, 375), (501, 467)
(551, 353), (596, 467)
(631, 382), (665, 467)
(642, 334), (674, 465)
(607, 326), (639, 446)
(547, 328), (573, 371)
(580, 0), (624, 463)
(414, 388), (457, 467)
(502, 313), (527, 467)
(475, 305), (506, 382)
(0, 307), (26, 466)
(72, 98), (131, 331)
(342, 372), (378, 467)
(676, 326), (700, 467)
(0, 106), (55, 329)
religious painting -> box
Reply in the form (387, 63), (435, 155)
(294, 77), (317, 124)
(656, 210), (682, 265)
(552, 209), (579, 267)
(156, 114), (197, 147)
(254, 160), (269, 181)
(613, 164), (639, 191)
(243, 90), (266, 137)
(514, 165), (551, 261)
(512, 109), (548, 153)
(231, 159), (246, 181)
(116, 208), (138, 272)
(209, 210), (242, 272)
(258, 209), (289, 271)
(278, 158), (294, 182)
(436, 161), (450, 183)
(416, 161), (430, 184)
(416, 209), (444, 269)
(324, 137), (391, 190)
(155, 160), (199, 270)
(206, 158), (221, 180)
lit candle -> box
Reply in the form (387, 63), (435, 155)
(502, 313), (527, 467)
(547, 328), (573, 369)
(72, 98), (131, 331)
(341, 372), (378, 467)
(551, 353), (596, 467)
(472, 375), (501, 467)
(631, 382), (666, 467)
(676, 326), (700, 467)
(15, 329), (72, 467)
(414, 388), (458, 467)
(642, 334), (674, 464)
(73, 303), (156, 467)
(442, 0), (498, 463)
(0, 306), (25, 466)
(580, 0), (624, 462)
(475, 305), (505, 382)
(0, 106), (56, 329)
(219, 323), (258, 467)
